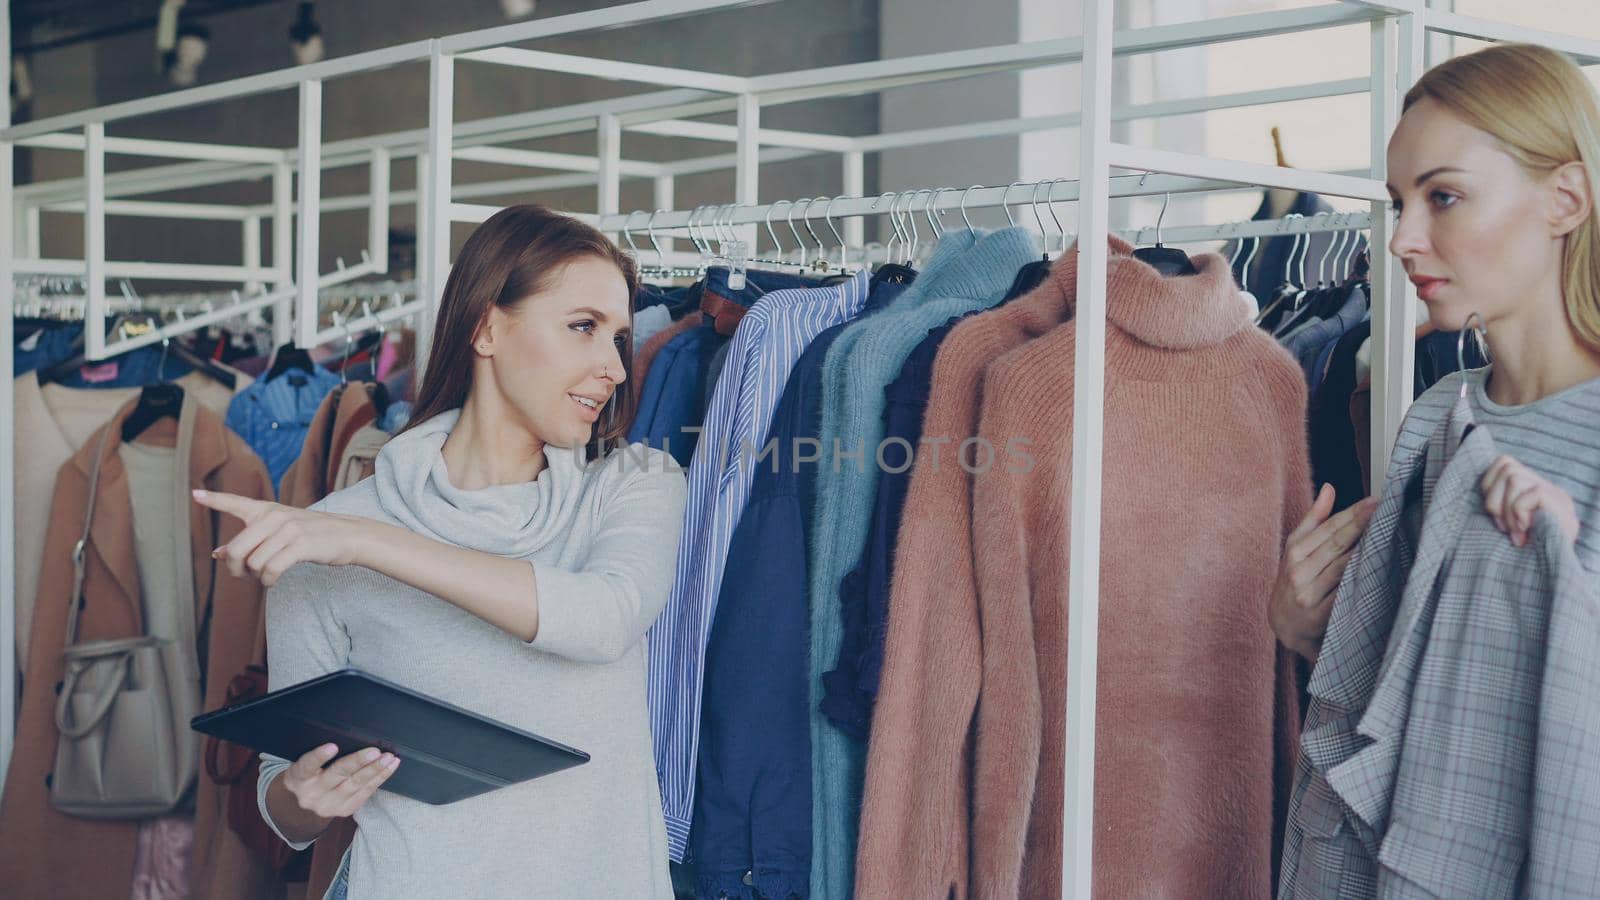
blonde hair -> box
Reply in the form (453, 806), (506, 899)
(1405, 43), (1600, 352)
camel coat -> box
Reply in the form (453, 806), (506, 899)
(0, 395), (278, 900)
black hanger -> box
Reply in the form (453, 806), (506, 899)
(266, 342), (316, 381)
(121, 329), (190, 442)
(1132, 191), (1199, 277)
(869, 262), (917, 290)
(1003, 256), (1051, 302)
(121, 382), (185, 442)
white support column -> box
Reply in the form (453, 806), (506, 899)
(1065, 0), (1112, 896)
(421, 46), (455, 383)
(370, 147), (391, 274)
(243, 215), (262, 296)
(0, 130), (14, 809)
(1368, 15), (1418, 496)
(597, 112), (622, 236)
(842, 150), (865, 263)
(271, 161), (294, 347)
(653, 174), (675, 257)
(24, 205), (39, 258)
(735, 93), (760, 247)
(84, 122), (107, 361)
(295, 80), (323, 349)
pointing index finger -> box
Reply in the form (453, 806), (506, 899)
(192, 489), (267, 522)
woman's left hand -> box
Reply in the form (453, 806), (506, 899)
(192, 489), (374, 587)
(1480, 455), (1580, 548)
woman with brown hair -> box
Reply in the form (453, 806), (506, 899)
(194, 205), (685, 899)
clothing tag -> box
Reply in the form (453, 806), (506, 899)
(19, 329), (43, 352)
(79, 361), (120, 383)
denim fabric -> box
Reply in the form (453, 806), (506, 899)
(629, 270), (820, 471)
(15, 321), (200, 386)
(692, 277), (906, 900)
(628, 327), (719, 467)
(821, 307), (974, 738)
(225, 366), (343, 495)
(13, 323), (82, 376)
(323, 847), (351, 900)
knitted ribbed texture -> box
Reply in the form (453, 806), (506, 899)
(860, 250), (1312, 899)
(853, 237), (1099, 900)
(809, 227), (1042, 900)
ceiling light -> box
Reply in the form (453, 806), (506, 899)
(289, 2), (324, 66)
(500, 0), (538, 19)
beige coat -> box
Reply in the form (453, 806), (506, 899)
(0, 395), (278, 900)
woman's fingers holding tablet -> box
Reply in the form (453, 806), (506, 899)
(286, 744), (400, 818)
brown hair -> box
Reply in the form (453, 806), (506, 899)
(1405, 43), (1600, 352)
(403, 204), (640, 460)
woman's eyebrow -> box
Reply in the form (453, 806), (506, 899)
(568, 306), (612, 322)
(1385, 165), (1468, 194)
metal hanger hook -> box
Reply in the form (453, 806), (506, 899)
(1155, 191), (1171, 246)
(823, 196), (847, 267)
(646, 210), (666, 270)
(960, 184), (982, 234)
(929, 187), (954, 237)
(1458, 312), (1489, 397)
(767, 200), (791, 260)
(1002, 181), (1027, 227)
(802, 197), (828, 261)
(788, 198), (811, 268)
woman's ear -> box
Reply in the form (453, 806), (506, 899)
(1548, 161), (1594, 238)
(472, 313), (497, 358)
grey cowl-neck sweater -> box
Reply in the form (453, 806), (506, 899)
(256, 410), (686, 899)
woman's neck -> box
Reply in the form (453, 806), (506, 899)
(1483, 282), (1600, 407)
(439, 392), (547, 490)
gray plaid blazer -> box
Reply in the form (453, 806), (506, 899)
(1280, 396), (1600, 898)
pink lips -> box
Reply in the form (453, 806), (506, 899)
(1410, 276), (1447, 301)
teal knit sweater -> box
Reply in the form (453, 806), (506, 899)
(808, 227), (1042, 899)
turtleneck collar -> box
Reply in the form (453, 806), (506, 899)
(1101, 240), (1251, 350)
(374, 408), (588, 557)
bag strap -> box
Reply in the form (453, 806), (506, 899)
(169, 392), (200, 678)
(55, 645), (134, 738)
(64, 392), (199, 650)
(65, 426), (113, 650)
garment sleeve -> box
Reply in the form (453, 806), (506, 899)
(527, 466), (687, 665)
(855, 429), (983, 900)
(256, 563), (353, 852)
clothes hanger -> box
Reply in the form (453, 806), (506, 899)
(121, 320), (185, 442)
(1254, 213), (1305, 328)
(960, 184), (981, 236)
(1131, 187), (1199, 277)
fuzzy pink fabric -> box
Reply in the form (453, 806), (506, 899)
(859, 247), (1311, 899)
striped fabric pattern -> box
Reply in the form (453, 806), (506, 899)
(647, 269), (872, 861)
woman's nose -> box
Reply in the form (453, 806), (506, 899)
(599, 342), (626, 385)
(1388, 206), (1430, 260)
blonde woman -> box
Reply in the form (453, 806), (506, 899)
(1271, 41), (1600, 661)
(1271, 39), (1600, 894)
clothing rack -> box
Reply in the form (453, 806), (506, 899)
(6, 3), (1598, 896)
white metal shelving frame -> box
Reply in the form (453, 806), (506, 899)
(5, 1), (1599, 895)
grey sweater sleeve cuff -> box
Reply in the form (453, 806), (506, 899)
(257, 753), (317, 851)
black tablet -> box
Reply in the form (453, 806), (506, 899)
(191, 668), (589, 806)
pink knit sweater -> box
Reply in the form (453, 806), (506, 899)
(858, 247), (1310, 899)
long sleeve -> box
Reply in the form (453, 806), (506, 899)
(968, 374), (1059, 899)
(528, 467), (686, 665)
(255, 564), (354, 851)
(854, 422), (983, 900)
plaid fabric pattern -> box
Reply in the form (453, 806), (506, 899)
(1281, 396), (1600, 898)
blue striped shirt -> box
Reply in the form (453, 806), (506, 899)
(648, 270), (872, 861)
